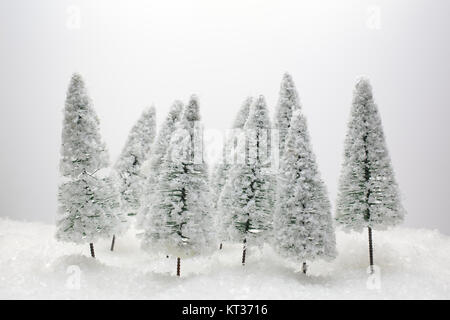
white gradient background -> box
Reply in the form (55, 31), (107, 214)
(0, 0), (449, 233)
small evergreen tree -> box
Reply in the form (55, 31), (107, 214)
(336, 77), (405, 272)
(57, 73), (119, 257)
(137, 101), (183, 229)
(142, 96), (214, 275)
(211, 97), (252, 248)
(274, 110), (336, 273)
(219, 95), (275, 265)
(111, 106), (156, 250)
(274, 73), (301, 157)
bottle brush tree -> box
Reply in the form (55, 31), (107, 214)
(218, 95), (275, 265)
(141, 95), (215, 276)
(211, 97), (252, 249)
(137, 101), (183, 230)
(273, 110), (336, 273)
(111, 106), (156, 250)
(57, 73), (119, 258)
(336, 77), (405, 273)
(274, 72), (301, 157)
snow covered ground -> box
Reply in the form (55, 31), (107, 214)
(0, 217), (449, 299)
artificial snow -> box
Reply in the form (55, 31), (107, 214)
(0, 217), (449, 299)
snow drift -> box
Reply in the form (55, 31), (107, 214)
(0, 218), (449, 299)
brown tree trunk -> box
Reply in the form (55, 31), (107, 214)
(368, 227), (374, 274)
(177, 257), (181, 277)
(89, 243), (95, 258)
(302, 262), (308, 274)
(110, 235), (116, 251)
(242, 238), (247, 266)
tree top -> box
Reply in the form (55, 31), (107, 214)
(184, 95), (201, 122)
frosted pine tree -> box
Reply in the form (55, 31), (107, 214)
(111, 106), (156, 250)
(274, 73), (301, 156)
(115, 107), (156, 216)
(274, 110), (336, 273)
(336, 77), (405, 272)
(137, 101), (183, 230)
(57, 73), (119, 258)
(211, 97), (252, 208)
(219, 95), (275, 265)
(142, 96), (214, 276)
(211, 97), (252, 248)
(232, 97), (253, 130)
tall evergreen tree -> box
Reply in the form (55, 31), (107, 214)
(142, 96), (214, 276)
(137, 101), (183, 229)
(114, 106), (157, 216)
(336, 77), (405, 272)
(111, 106), (156, 250)
(274, 73), (301, 157)
(57, 73), (119, 257)
(218, 95), (275, 265)
(211, 97), (252, 247)
(274, 110), (336, 273)
(232, 97), (253, 129)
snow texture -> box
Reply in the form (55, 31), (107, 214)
(1, 218), (449, 299)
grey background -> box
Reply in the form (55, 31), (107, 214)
(1, 0), (449, 234)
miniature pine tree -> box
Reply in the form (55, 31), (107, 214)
(336, 77), (405, 272)
(114, 106), (156, 216)
(273, 110), (336, 272)
(57, 73), (119, 257)
(211, 97), (252, 248)
(110, 106), (156, 250)
(142, 96), (214, 275)
(137, 101), (183, 230)
(219, 95), (275, 265)
(232, 97), (253, 129)
(211, 97), (252, 208)
(274, 73), (301, 157)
